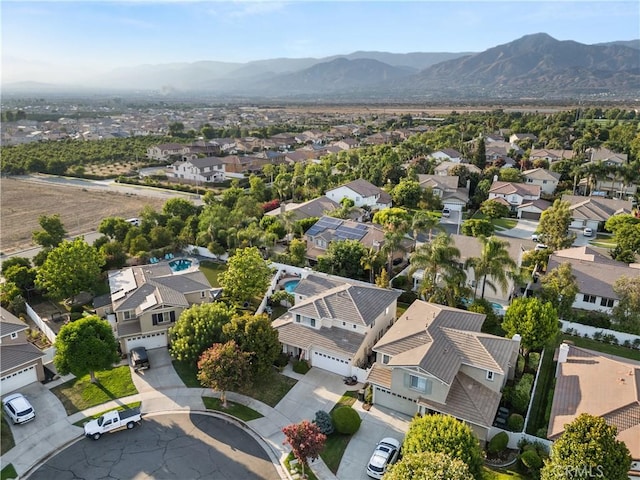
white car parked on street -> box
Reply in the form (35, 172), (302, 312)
(366, 437), (401, 478)
(2, 393), (36, 425)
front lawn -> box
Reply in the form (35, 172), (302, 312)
(1, 413), (15, 455)
(202, 397), (263, 421)
(199, 260), (227, 287)
(51, 365), (138, 415)
(492, 218), (518, 231)
(320, 391), (359, 473)
(285, 452), (318, 480)
(72, 401), (142, 427)
(172, 360), (200, 387)
(483, 465), (529, 479)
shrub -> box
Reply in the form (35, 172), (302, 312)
(507, 413), (524, 432)
(528, 352), (541, 372)
(274, 352), (289, 368)
(292, 360), (310, 374)
(313, 410), (334, 436)
(398, 290), (417, 304)
(364, 384), (373, 405)
(392, 275), (408, 288)
(511, 373), (534, 414)
(331, 406), (361, 435)
(488, 431), (509, 455)
(520, 449), (542, 470)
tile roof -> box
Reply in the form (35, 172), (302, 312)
(489, 181), (541, 198)
(522, 168), (561, 181)
(417, 174), (459, 191)
(368, 363), (393, 389)
(0, 307), (28, 338)
(433, 162), (482, 175)
(548, 344), (640, 460)
(1, 342), (44, 373)
(561, 195), (633, 221)
(330, 179), (393, 205)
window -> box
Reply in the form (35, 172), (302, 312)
(310, 318), (316, 327)
(296, 315), (301, 323)
(10, 332), (18, 340)
(600, 297), (615, 308)
(583, 294), (597, 304)
(152, 311), (176, 325)
(123, 310), (134, 320)
(382, 355), (390, 365)
(408, 374), (432, 394)
(542, 180), (548, 184)
(486, 371), (494, 381)
(201, 291), (206, 298)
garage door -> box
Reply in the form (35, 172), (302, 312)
(124, 331), (167, 353)
(443, 202), (463, 212)
(1, 365), (38, 394)
(373, 386), (418, 416)
(311, 350), (351, 376)
(519, 211), (541, 220)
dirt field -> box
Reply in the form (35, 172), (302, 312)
(0, 177), (166, 255)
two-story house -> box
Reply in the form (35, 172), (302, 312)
(561, 195), (633, 231)
(529, 148), (575, 164)
(367, 300), (519, 441)
(522, 168), (561, 195)
(325, 179), (392, 211)
(433, 161), (482, 177)
(104, 263), (217, 354)
(1, 307), (46, 393)
(147, 143), (189, 162)
(417, 174), (469, 212)
(429, 148), (464, 163)
(273, 273), (401, 377)
(488, 181), (541, 214)
(171, 156), (226, 183)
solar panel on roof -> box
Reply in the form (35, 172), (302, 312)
(306, 216), (343, 236)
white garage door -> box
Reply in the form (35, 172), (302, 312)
(1, 365), (38, 394)
(443, 202), (463, 212)
(311, 350), (351, 376)
(124, 331), (167, 353)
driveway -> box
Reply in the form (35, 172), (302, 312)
(495, 218), (538, 240)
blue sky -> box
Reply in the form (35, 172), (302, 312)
(2, 1), (639, 83)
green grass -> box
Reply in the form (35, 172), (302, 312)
(492, 218), (518, 231)
(0, 464), (17, 480)
(589, 239), (617, 248)
(72, 402), (142, 427)
(202, 397), (263, 421)
(331, 391), (358, 411)
(199, 260), (227, 287)
(396, 302), (410, 318)
(172, 360), (200, 387)
(483, 465), (529, 479)
(320, 391), (360, 473)
(562, 334), (640, 361)
(51, 366), (138, 415)
(1, 413), (15, 455)
(270, 305), (288, 320)
(284, 452), (318, 480)
(526, 347), (556, 436)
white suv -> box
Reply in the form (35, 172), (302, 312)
(366, 437), (401, 478)
(2, 393), (35, 424)
(583, 227), (593, 237)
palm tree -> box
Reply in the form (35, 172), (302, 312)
(360, 247), (381, 284)
(465, 236), (517, 300)
(410, 211), (443, 246)
(408, 233), (461, 299)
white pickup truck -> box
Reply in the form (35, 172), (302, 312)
(84, 408), (142, 440)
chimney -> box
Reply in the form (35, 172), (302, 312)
(558, 343), (570, 364)
(493, 174), (499, 182)
(466, 179), (471, 191)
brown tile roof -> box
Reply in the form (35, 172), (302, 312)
(548, 344), (640, 460)
(117, 319), (142, 337)
(331, 179), (393, 205)
(417, 174), (459, 191)
(0, 307), (28, 337)
(418, 371), (502, 428)
(1, 342), (44, 373)
(489, 181), (541, 198)
(522, 168), (561, 181)
(368, 363), (393, 389)
(561, 195), (633, 221)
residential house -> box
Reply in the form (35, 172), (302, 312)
(588, 147), (628, 167)
(171, 157), (226, 183)
(429, 148), (464, 163)
(561, 195), (633, 231)
(333, 138), (360, 150)
(516, 198), (551, 221)
(509, 133), (538, 145)
(105, 263), (218, 354)
(529, 148), (575, 164)
(485, 142), (512, 163)
(417, 174), (469, 212)
(433, 161), (482, 177)
(367, 300), (520, 441)
(265, 197), (342, 221)
(147, 143), (189, 162)
(1, 307), (46, 393)
(488, 181), (541, 214)
(546, 246), (640, 314)
(548, 343), (640, 462)
(273, 273), (401, 376)
(186, 140), (221, 157)
(522, 168), (561, 195)
(221, 155), (287, 178)
(325, 179), (392, 211)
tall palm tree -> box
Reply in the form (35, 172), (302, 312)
(410, 211), (443, 246)
(360, 247), (381, 284)
(408, 233), (461, 299)
(465, 236), (517, 300)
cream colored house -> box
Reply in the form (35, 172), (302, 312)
(368, 300), (520, 441)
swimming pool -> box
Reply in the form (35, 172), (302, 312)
(283, 279), (300, 293)
(169, 258), (193, 272)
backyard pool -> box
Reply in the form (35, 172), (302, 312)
(283, 279), (300, 293)
(169, 258), (193, 272)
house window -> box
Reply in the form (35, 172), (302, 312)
(600, 297), (615, 308)
(583, 294), (597, 304)
(201, 291), (206, 298)
(408, 374), (432, 394)
(10, 332), (18, 340)
(152, 311), (176, 325)
(296, 315), (301, 323)
(123, 310), (133, 320)
(310, 318), (316, 327)
(382, 355), (390, 365)
(486, 371), (494, 381)
(542, 180), (548, 184)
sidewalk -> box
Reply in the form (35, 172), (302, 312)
(1, 356), (339, 480)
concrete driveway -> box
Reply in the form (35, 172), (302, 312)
(496, 218), (538, 239)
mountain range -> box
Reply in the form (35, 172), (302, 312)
(4, 33), (639, 101)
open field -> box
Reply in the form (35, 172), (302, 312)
(0, 177), (166, 254)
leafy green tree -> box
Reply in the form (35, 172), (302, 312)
(360, 247), (382, 283)
(538, 200), (575, 251)
(249, 174), (267, 202)
(609, 222), (640, 263)
(222, 313), (280, 379)
(0, 281), (25, 315)
(392, 179), (423, 208)
(409, 233), (461, 300)
(53, 316), (120, 383)
(480, 199), (510, 219)
(1, 257), (31, 275)
(2, 264), (36, 291)
(288, 238), (307, 267)
(460, 219), (494, 238)
(540, 263), (578, 320)
(32, 214), (66, 248)
(163, 198), (197, 220)
(219, 247), (272, 305)
(35, 238), (104, 302)
(502, 297), (559, 357)
(197, 340), (251, 408)
(384, 451), (474, 480)
(169, 302), (236, 365)
(372, 207), (411, 228)
(317, 239), (368, 279)
(498, 167), (523, 183)
(472, 137), (486, 169)
(540, 413), (631, 480)
(611, 275), (640, 334)
(465, 236), (516, 300)
(402, 414), (484, 480)
(99, 240), (128, 270)
(98, 217), (132, 242)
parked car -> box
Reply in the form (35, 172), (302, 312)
(583, 227), (593, 237)
(130, 346), (150, 372)
(2, 393), (36, 425)
(441, 207), (451, 218)
(84, 408), (142, 440)
(531, 233), (541, 242)
(534, 243), (548, 251)
(366, 437), (401, 479)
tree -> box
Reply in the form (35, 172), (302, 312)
(98, 217), (132, 242)
(288, 238), (307, 267)
(501, 297), (559, 357)
(53, 316), (120, 383)
(35, 238), (104, 302)
(460, 219), (494, 238)
(32, 214), (66, 248)
(222, 313), (281, 379)
(219, 247), (272, 305)
(464, 236), (516, 300)
(409, 233), (461, 300)
(472, 137), (486, 169)
(316, 239), (368, 279)
(197, 340), (251, 408)
(538, 200), (575, 251)
(480, 200), (510, 219)
(540, 263), (578, 320)
(611, 275), (640, 334)
(360, 246), (382, 283)
(384, 451), (474, 480)
(171, 300), (235, 360)
(402, 414), (484, 480)
(282, 420), (327, 479)
(392, 179), (423, 208)
(410, 211), (443, 244)
(540, 413), (631, 480)
(498, 167), (522, 183)
(163, 198), (197, 220)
